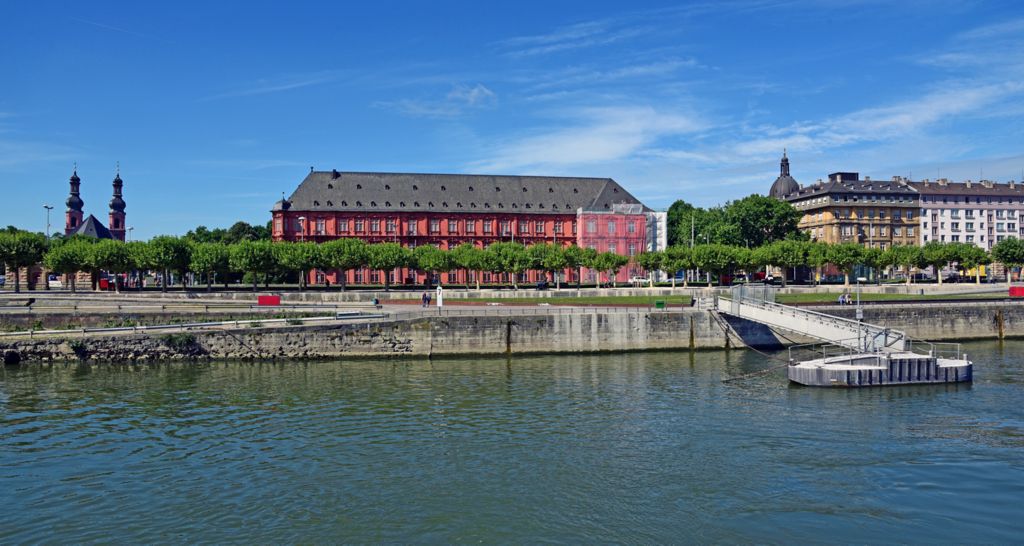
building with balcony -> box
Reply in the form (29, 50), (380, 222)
(271, 170), (659, 286)
(782, 171), (920, 250)
(908, 178), (1024, 250)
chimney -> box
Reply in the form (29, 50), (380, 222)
(1011, 180), (1017, 190)
(966, 179), (972, 188)
(864, 175), (871, 182)
(982, 179), (994, 188)
(939, 178), (949, 186)
(332, 169), (340, 180)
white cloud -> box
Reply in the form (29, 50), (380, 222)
(200, 70), (341, 101)
(376, 83), (497, 118)
(470, 106), (704, 172)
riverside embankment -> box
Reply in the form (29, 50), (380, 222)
(3, 300), (1024, 363)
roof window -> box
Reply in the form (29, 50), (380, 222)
(441, 185), (446, 191)
(413, 185), (418, 190)
(327, 183), (333, 189)
(341, 201), (348, 206)
(327, 201), (333, 206)
(385, 184), (390, 190)
(356, 201), (362, 206)
(356, 184), (362, 189)
(522, 187), (528, 192)
(370, 201), (377, 207)
(314, 200), (320, 206)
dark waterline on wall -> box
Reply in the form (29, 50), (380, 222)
(1, 341), (1023, 542)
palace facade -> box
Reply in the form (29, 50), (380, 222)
(272, 170), (663, 285)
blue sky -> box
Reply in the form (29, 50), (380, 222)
(2, 0), (1023, 239)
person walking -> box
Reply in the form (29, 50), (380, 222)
(421, 291), (428, 308)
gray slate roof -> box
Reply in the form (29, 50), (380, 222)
(70, 214), (113, 239)
(274, 171), (650, 214)
(784, 178), (919, 201)
(908, 180), (1024, 197)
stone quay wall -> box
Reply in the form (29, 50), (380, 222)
(3, 302), (1024, 364)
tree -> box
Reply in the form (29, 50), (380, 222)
(411, 245), (454, 286)
(590, 252), (630, 287)
(725, 194), (803, 248)
(692, 244), (737, 285)
(825, 243), (864, 286)
(146, 236), (192, 292)
(861, 247), (883, 283)
(451, 243), (490, 290)
(229, 240), (277, 292)
(661, 245), (693, 288)
(189, 242), (231, 292)
(88, 240), (134, 292)
(487, 242), (531, 289)
(562, 245), (589, 289)
(526, 243), (567, 288)
(753, 240), (807, 287)
(993, 237), (1024, 284)
(922, 241), (955, 285)
(878, 245), (903, 283)
(951, 243), (990, 284)
(43, 240), (90, 293)
(320, 238), (368, 291)
(365, 242), (409, 291)
(806, 242), (830, 285)
(634, 250), (664, 288)
(274, 242), (322, 290)
(0, 231), (48, 293)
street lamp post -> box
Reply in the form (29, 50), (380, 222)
(43, 205), (53, 238)
(856, 276), (867, 351)
(297, 216), (306, 242)
(127, 227), (134, 242)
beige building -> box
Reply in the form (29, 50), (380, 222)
(780, 169), (920, 249)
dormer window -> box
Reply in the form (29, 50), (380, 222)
(327, 183), (333, 189)
(512, 204), (518, 209)
(442, 202), (448, 207)
(342, 201), (348, 206)
(385, 184), (390, 190)
(484, 203), (490, 208)
(538, 204), (544, 209)
(428, 202), (434, 207)
(549, 187), (554, 193)
(441, 186), (446, 191)
(370, 201), (377, 207)
(498, 203), (503, 209)
(495, 187), (500, 192)
(314, 200), (320, 206)
(413, 185), (418, 190)
(400, 201), (406, 207)
(356, 184), (362, 189)
(457, 202), (462, 207)
(327, 201), (333, 206)
(525, 204), (531, 209)
(356, 201), (362, 206)
(522, 187), (528, 192)
(385, 201), (391, 207)
(414, 201), (420, 207)
(552, 204), (558, 209)
(573, 188), (579, 193)
(468, 186), (474, 191)
(471, 202), (476, 208)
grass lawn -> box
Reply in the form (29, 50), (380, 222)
(775, 290), (1012, 304)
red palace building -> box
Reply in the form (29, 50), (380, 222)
(271, 170), (656, 286)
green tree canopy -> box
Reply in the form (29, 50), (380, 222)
(993, 237), (1024, 284)
(825, 243), (864, 285)
(274, 242), (322, 290)
(189, 242), (231, 291)
(365, 242), (410, 291)
(42, 240), (91, 293)
(229, 240), (277, 291)
(487, 242), (531, 288)
(320, 238), (368, 290)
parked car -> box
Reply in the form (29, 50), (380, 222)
(629, 276), (649, 285)
(0, 274), (5, 287)
(911, 273), (935, 282)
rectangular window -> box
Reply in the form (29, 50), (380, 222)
(572, 221), (578, 235)
(608, 243), (617, 254)
(371, 219), (381, 233)
(997, 222), (1005, 231)
(553, 222), (563, 234)
(274, 218), (282, 233)
(586, 220), (597, 233)
(908, 227), (915, 237)
(907, 210), (914, 220)
(500, 221), (511, 235)
(967, 235), (975, 243)
(448, 220), (458, 233)
(952, 235), (960, 242)
(386, 219), (396, 233)
(628, 244), (636, 256)
(429, 219), (440, 234)
(466, 220), (476, 234)
(894, 226), (903, 236)
(408, 220), (418, 236)
(519, 222), (528, 234)
(535, 221), (544, 234)
(628, 221), (636, 233)
(951, 222), (960, 231)
(338, 219), (349, 233)
(484, 221), (493, 235)
(608, 221), (616, 234)
(316, 218), (326, 235)
(355, 220), (364, 232)
(294, 219), (303, 233)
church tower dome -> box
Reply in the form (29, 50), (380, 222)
(769, 150), (800, 199)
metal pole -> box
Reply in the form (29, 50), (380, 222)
(43, 205), (53, 238)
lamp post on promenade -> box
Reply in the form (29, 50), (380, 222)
(43, 205), (53, 238)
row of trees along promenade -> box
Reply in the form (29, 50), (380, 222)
(5, 227), (1024, 293)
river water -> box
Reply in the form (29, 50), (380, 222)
(2, 340), (1023, 543)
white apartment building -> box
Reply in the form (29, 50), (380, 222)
(909, 179), (1024, 250)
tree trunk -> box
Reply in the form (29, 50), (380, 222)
(70, 275), (76, 293)
(252, 273), (258, 292)
(556, 270), (561, 290)
(976, 268), (981, 284)
(384, 271), (391, 292)
(671, 276), (676, 289)
(340, 271), (347, 292)
(780, 267), (788, 288)
(161, 269), (168, 292)
(476, 270), (481, 291)
(13, 266), (20, 293)
(937, 267), (943, 285)
(844, 272), (850, 286)
(207, 273), (212, 293)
